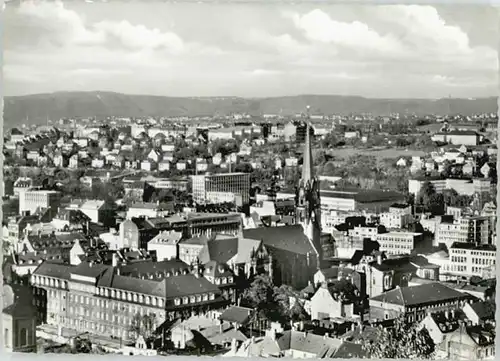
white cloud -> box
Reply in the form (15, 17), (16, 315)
(287, 9), (403, 54)
(17, 1), (185, 53)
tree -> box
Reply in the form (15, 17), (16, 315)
(129, 313), (157, 340)
(362, 316), (435, 359)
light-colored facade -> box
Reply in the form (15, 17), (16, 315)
(376, 232), (422, 255)
(379, 212), (412, 229)
(19, 190), (61, 216)
(449, 244), (496, 278)
(191, 173), (250, 206)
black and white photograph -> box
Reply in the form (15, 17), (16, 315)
(1, 1), (498, 359)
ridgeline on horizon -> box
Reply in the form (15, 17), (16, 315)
(3, 91), (498, 127)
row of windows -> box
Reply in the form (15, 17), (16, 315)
(472, 258), (495, 266)
(471, 250), (496, 257)
(451, 256), (466, 263)
(174, 293), (215, 306)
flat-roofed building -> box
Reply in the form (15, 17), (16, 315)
(376, 231), (423, 255)
(191, 173), (250, 206)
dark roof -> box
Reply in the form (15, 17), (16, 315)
(320, 189), (405, 203)
(119, 259), (189, 278)
(437, 130), (478, 136)
(33, 261), (75, 280)
(243, 225), (317, 255)
(370, 256), (417, 273)
(371, 283), (468, 306)
(469, 301), (496, 321)
(219, 306), (253, 325)
(331, 341), (368, 358)
(409, 255), (440, 268)
(200, 236), (239, 264)
(450, 242), (496, 251)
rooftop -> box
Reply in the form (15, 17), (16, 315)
(371, 283), (469, 307)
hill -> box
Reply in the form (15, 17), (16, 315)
(3, 91), (498, 128)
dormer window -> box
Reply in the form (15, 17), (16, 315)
(183, 297), (188, 304)
(209, 293), (215, 300)
(174, 298), (180, 306)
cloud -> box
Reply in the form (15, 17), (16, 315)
(16, 1), (185, 53)
(4, 1), (497, 98)
(286, 9), (404, 55)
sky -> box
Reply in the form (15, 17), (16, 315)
(3, 1), (499, 99)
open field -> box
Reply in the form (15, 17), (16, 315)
(329, 147), (427, 159)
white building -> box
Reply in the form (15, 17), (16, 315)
(449, 243), (496, 278)
(376, 231), (422, 255)
(147, 230), (183, 261)
(19, 190), (61, 216)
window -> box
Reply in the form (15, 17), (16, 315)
(4, 328), (9, 348)
(174, 298), (181, 306)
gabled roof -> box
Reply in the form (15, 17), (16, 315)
(219, 306), (253, 325)
(243, 225), (318, 255)
(277, 330), (342, 356)
(33, 261), (75, 280)
(371, 283), (468, 307)
(469, 301), (496, 321)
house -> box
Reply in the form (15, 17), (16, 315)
(91, 158), (105, 169)
(462, 301), (496, 326)
(396, 158), (407, 167)
(148, 149), (161, 163)
(158, 160), (171, 172)
(141, 160), (157, 172)
(196, 158), (208, 172)
(443, 323), (495, 360)
(68, 154), (79, 169)
(147, 230), (183, 261)
(176, 161), (187, 171)
(420, 309), (465, 347)
(309, 281), (361, 321)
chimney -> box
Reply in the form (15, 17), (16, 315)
(116, 267), (121, 276)
(89, 261), (93, 268)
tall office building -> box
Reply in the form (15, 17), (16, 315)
(191, 173), (251, 206)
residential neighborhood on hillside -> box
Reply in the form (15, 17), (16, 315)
(3, 1), (497, 360)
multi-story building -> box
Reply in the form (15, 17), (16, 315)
(369, 283), (473, 323)
(19, 190), (61, 216)
(449, 243), (496, 278)
(379, 212), (412, 229)
(31, 260), (227, 341)
(191, 173), (250, 206)
(408, 177), (492, 197)
(376, 232), (422, 255)
(320, 189), (406, 213)
(435, 216), (490, 250)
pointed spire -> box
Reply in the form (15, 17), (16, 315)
(301, 105), (314, 184)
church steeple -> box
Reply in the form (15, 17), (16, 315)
(301, 105), (314, 184)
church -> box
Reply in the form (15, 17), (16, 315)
(243, 107), (329, 290)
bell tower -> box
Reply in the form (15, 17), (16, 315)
(295, 106), (322, 253)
